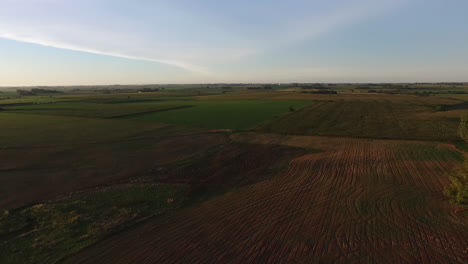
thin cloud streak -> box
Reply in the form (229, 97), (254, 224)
(5, 0), (456, 85)
(0, 0), (406, 74)
(0, 33), (210, 74)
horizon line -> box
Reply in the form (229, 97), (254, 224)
(2, 81), (468, 88)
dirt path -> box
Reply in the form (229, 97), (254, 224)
(65, 134), (468, 264)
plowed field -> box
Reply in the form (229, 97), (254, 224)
(65, 133), (467, 264)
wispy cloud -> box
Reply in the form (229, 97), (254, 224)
(0, 32), (211, 74)
(0, 0), (408, 77)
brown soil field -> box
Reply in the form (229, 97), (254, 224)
(152, 142), (310, 203)
(0, 128), (229, 209)
(64, 133), (467, 264)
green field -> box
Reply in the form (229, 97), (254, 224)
(4, 98), (310, 130)
(5, 101), (189, 119)
(117, 100), (310, 129)
(259, 99), (461, 141)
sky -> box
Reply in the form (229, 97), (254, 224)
(0, 0), (467, 86)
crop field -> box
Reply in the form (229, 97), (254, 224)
(3, 99), (309, 130)
(118, 100), (310, 129)
(64, 133), (467, 263)
(260, 99), (461, 141)
(0, 112), (228, 209)
(5, 101), (190, 118)
(0, 87), (467, 263)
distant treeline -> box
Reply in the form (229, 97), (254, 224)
(291, 83), (337, 87)
(415, 90), (468, 95)
(97, 86), (164, 94)
(366, 89), (467, 95)
(301, 90), (337, 94)
(17, 88), (63, 96)
(366, 89), (403, 94)
(100, 88), (161, 94)
(247, 85), (274, 90)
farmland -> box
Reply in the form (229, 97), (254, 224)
(66, 134), (467, 263)
(259, 99), (461, 141)
(4, 98), (310, 130)
(118, 100), (310, 129)
(0, 85), (467, 263)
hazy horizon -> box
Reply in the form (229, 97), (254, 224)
(1, 0), (467, 86)
(2, 81), (468, 89)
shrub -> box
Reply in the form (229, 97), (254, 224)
(446, 158), (468, 205)
(460, 115), (468, 142)
(446, 115), (468, 206)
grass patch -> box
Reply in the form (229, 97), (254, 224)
(0, 184), (187, 264)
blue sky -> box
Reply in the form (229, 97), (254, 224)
(0, 0), (467, 85)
